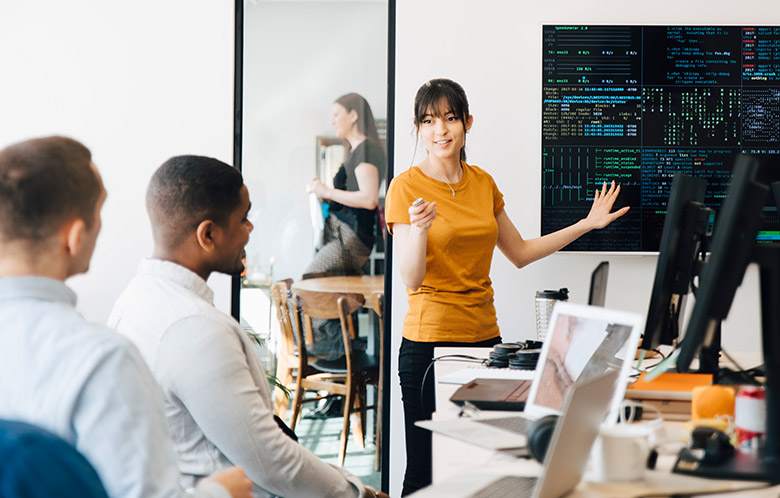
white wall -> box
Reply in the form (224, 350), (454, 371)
(0, 1), (235, 320)
(390, 1), (774, 495)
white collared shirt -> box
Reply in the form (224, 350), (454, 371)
(0, 276), (228, 498)
(109, 259), (364, 498)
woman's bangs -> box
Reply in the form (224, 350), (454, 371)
(417, 88), (463, 122)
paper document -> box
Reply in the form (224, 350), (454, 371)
(438, 367), (536, 385)
(309, 192), (325, 250)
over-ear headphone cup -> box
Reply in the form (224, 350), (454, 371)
(527, 414), (558, 463)
(690, 426), (735, 465)
(704, 433), (735, 465)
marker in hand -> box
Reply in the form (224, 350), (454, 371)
(412, 197), (424, 207)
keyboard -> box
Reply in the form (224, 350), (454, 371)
(474, 416), (532, 435)
(471, 475), (538, 497)
(438, 367), (536, 385)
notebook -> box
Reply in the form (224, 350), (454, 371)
(417, 302), (643, 450)
(625, 372), (713, 401)
(410, 370), (620, 498)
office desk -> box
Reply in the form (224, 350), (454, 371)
(424, 347), (779, 497)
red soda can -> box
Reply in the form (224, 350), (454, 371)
(734, 385), (766, 449)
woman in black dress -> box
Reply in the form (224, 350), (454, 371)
(306, 93), (385, 277)
(304, 93), (386, 359)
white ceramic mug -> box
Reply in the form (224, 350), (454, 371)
(594, 424), (651, 482)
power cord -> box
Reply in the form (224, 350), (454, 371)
(713, 348), (764, 386)
(419, 354), (486, 415)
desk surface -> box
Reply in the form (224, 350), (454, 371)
(291, 275), (383, 300)
(423, 347), (780, 498)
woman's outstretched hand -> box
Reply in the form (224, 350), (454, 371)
(584, 181), (630, 230)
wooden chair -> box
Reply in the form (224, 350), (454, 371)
(290, 288), (379, 466)
(270, 279), (297, 418)
(370, 291), (384, 472)
(271, 279), (348, 420)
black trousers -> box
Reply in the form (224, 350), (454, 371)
(398, 336), (502, 496)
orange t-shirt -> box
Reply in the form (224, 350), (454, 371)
(385, 163), (505, 343)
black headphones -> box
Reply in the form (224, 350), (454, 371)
(527, 414), (559, 463)
(690, 426), (735, 465)
(674, 426), (736, 473)
(486, 341), (543, 370)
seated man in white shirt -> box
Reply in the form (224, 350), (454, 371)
(109, 155), (386, 498)
(0, 136), (251, 498)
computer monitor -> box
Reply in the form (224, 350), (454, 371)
(640, 173), (711, 352)
(673, 155), (778, 482)
(541, 25), (780, 252)
(772, 181), (780, 215)
(588, 262), (609, 307)
(676, 156), (768, 372)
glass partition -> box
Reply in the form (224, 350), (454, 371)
(237, 0), (390, 487)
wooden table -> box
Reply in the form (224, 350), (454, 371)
(292, 274), (385, 355)
(291, 275), (384, 303)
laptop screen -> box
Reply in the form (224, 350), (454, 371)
(524, 302), (642, 423)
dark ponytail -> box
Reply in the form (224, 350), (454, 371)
(334, 93), (382, 153)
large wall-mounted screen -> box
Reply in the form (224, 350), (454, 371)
(541, 25), (780, 252)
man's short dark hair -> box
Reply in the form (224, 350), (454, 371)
(0, 136), (101, 242)
(146, 155), (244, 249)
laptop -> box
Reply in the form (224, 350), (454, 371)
(417, 303), (642, 451)
(449, 378), (533, 411)
(410, 370), (620, 498)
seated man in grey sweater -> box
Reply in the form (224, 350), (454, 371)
(0, 136), (251, 498)
(109, 155), (386, 498)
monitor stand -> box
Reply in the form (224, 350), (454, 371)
(697, 323), (720, 383)
(697, 324), (764, 385)
(673, 244), (780, 483)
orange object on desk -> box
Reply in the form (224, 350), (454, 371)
(692, 385), (735, 420)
